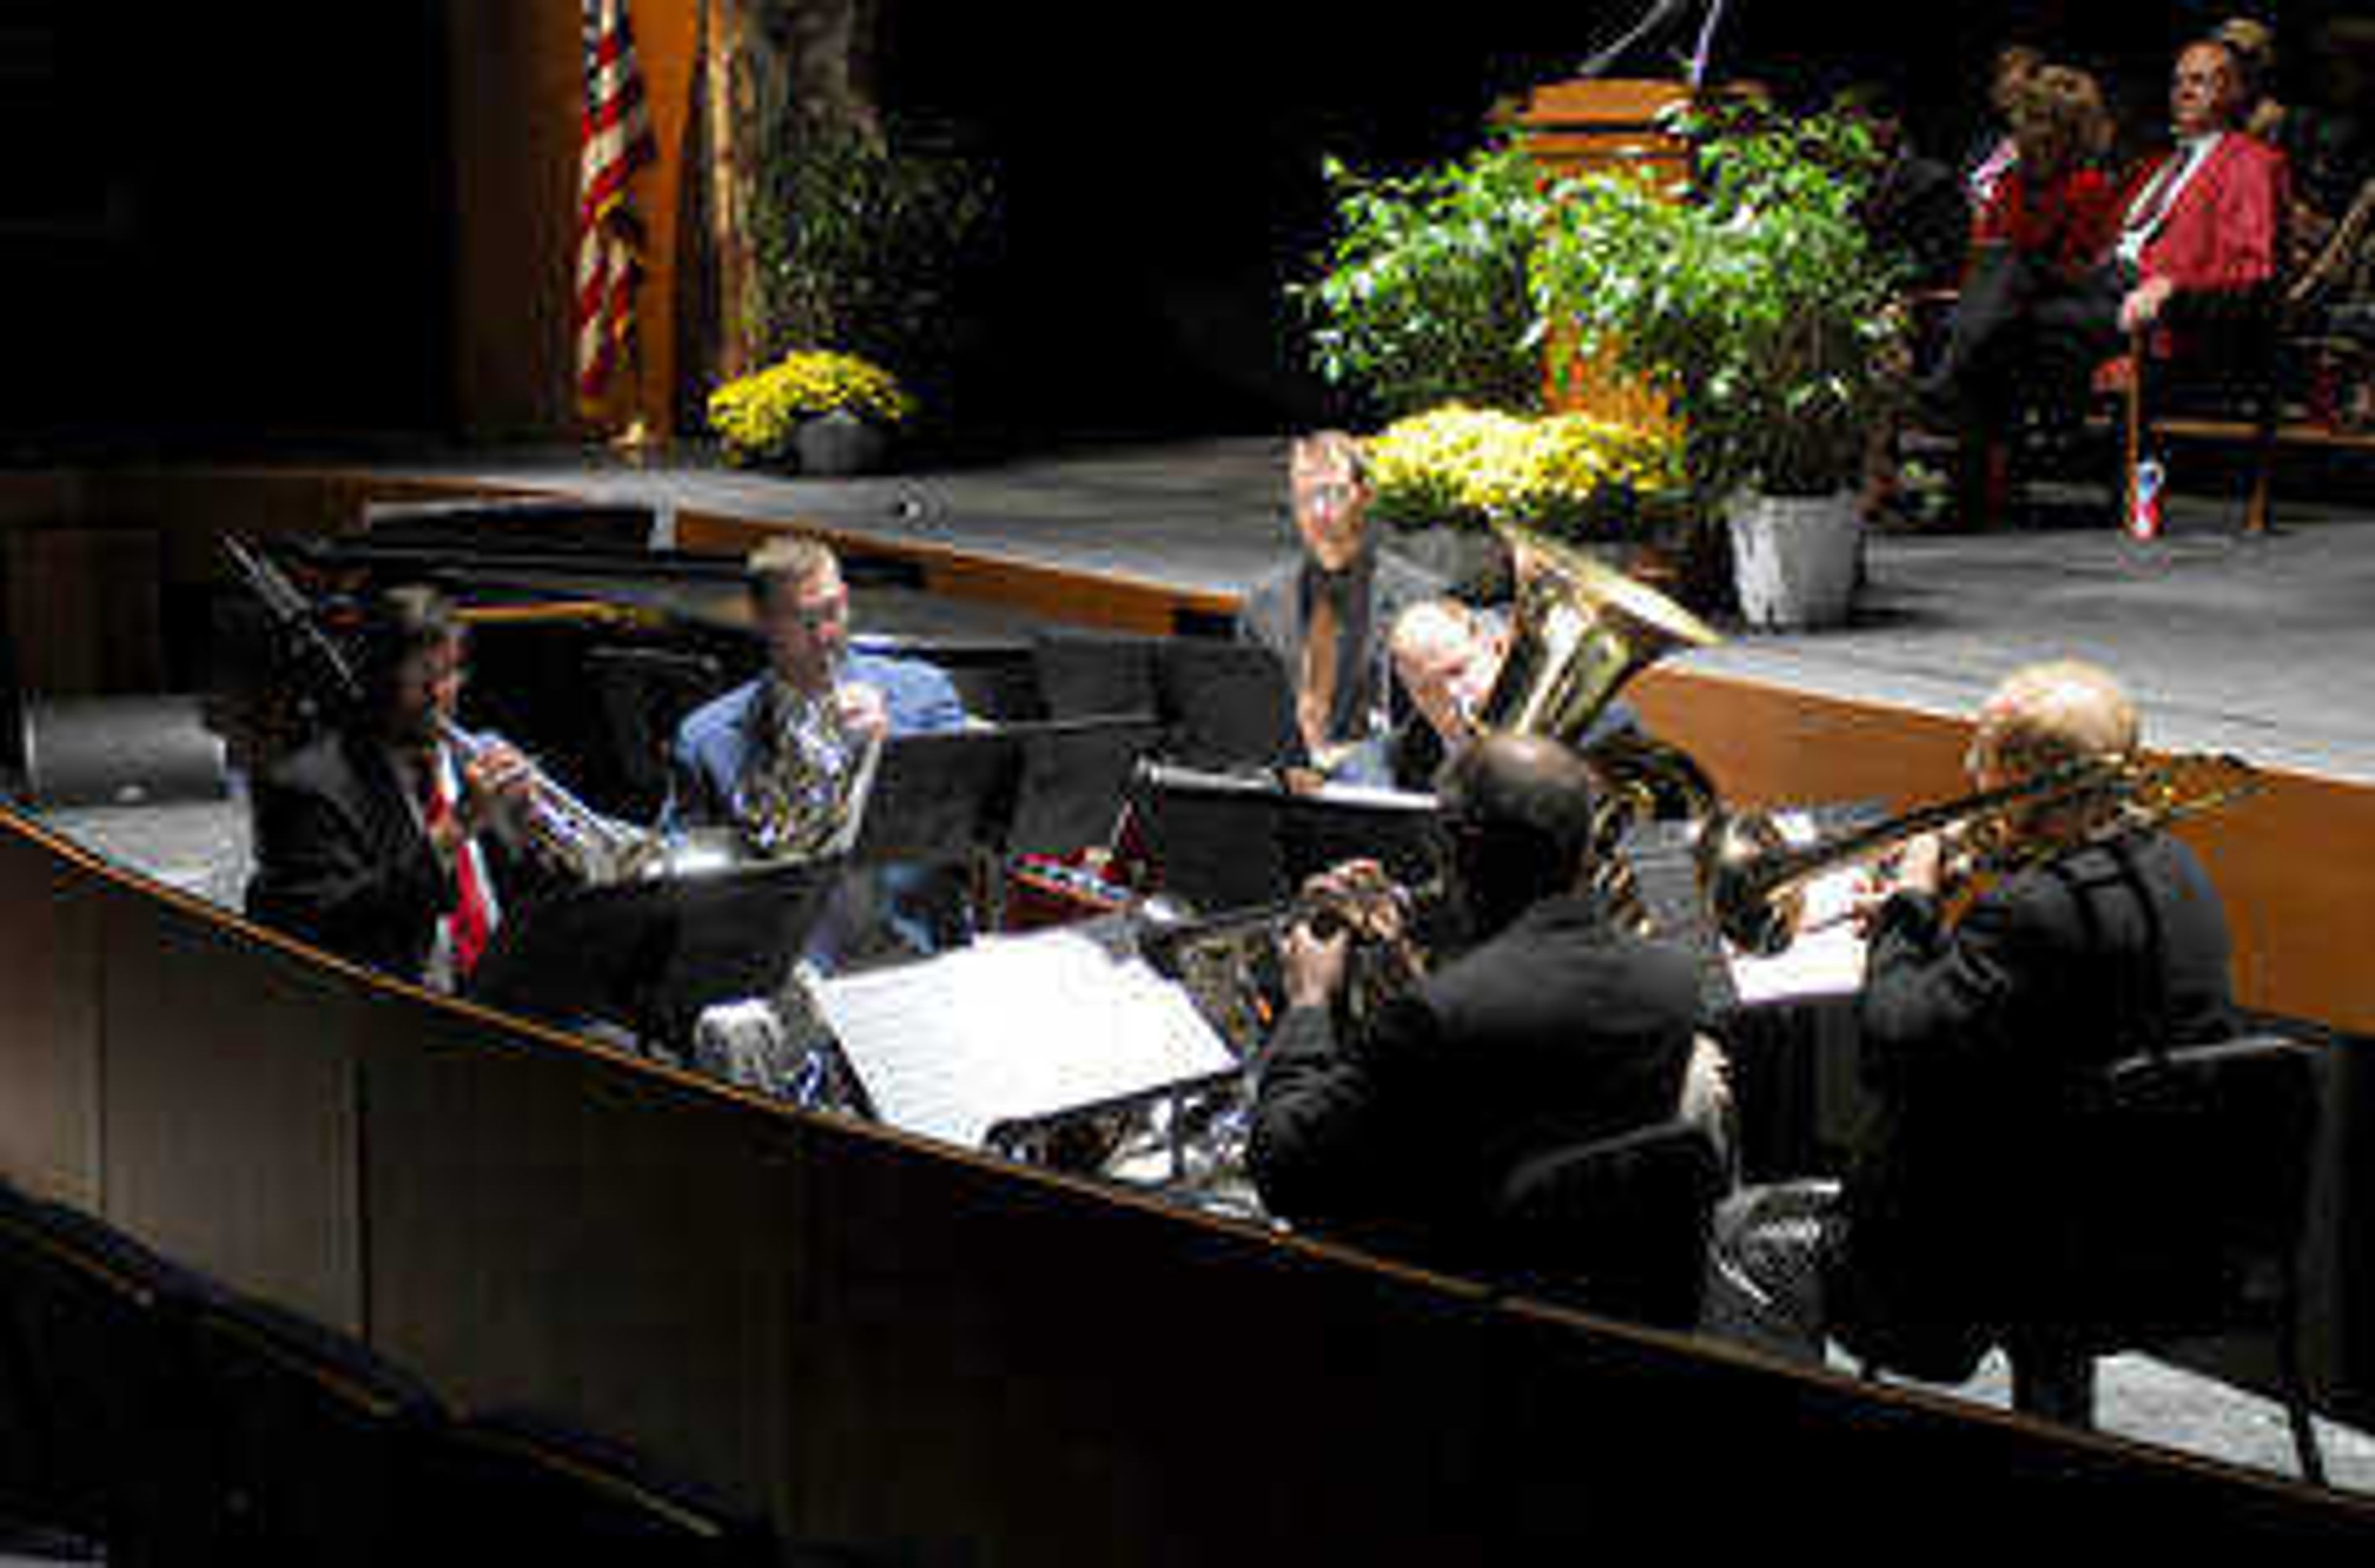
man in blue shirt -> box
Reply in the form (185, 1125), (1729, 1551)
(664, 534), (969, 969)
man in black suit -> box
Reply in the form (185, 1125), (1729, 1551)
(1247, 733), (1708, 1275)
(246, 585), (540, 992)
(1235, 431), (1442, 785)
(1703, 659), (2237, 1382)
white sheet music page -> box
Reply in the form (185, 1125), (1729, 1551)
(812, 928), (1236, 1149)
(1725, 810), (1872, 1005)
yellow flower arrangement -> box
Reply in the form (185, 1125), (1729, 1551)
(708, 349), (917, 465)
(1366, 403), (1687, 542)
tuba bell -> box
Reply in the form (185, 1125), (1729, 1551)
(1468, 525), (1724, 925)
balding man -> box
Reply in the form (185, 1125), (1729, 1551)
(1703, 660), (2238, 1390)
(1247, 734), (1709, 1274)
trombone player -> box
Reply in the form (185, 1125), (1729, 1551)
(1702, 659), (2239, 1402)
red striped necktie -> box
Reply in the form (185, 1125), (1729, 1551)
(422, 758), (491, 979)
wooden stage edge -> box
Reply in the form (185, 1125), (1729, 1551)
(15, 463), (2374, 1035)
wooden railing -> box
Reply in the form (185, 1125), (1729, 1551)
(2, 808), (2373, 1559)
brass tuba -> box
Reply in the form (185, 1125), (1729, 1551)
(1470, 525), (1724, 924)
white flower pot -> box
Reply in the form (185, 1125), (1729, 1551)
(1726, 490), (1862, 630)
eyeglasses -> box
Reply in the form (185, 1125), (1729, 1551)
(764, 589), (849, 633)
(1296, 480), (1362, 515)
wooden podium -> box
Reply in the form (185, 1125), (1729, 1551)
(1498, 78), (1694, 430)
(1498, 77), (1694, 191)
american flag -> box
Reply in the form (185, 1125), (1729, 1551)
(574, 0), (658, 418)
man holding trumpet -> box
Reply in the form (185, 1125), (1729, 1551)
(247, 584), (545, 993)
(1246, 732), (1711, 1276)
(1703, 659), (2240, 1394)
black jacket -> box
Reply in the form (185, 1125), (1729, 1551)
(1249, 892), (1701, 1274)
(1833, 828), (2236, 1369)
(246, 727), (515, 985)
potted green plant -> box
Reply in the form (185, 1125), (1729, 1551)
(1291, 141), (1554, 421)
(1533, 98), (1909, 627)
(707, 349), (917, 474)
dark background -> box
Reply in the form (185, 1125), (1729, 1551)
(0, 0), (2351, 458)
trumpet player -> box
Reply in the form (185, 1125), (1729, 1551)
(247, 584), (550, 992)
(1247, 733), (1711, 1277)
(1703, 660), (2238, 1398)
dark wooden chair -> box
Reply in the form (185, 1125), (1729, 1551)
(1489, 1118), (1731, 1330)
(1859, 1032), (2328, 1484)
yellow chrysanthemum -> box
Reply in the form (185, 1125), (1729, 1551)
(1367, 404), (1684, 541)
(707, 351), (917, 464)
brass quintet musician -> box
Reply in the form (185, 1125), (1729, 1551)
(1235, 432), (1444, 786)
(1247, 732), (1715, 1276)
(662, 535), (970, 966)
(246, 585), (547, 992)
(1703, 660), (2238, 1387)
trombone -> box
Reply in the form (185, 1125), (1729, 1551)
(1697, 749), (2263, 955)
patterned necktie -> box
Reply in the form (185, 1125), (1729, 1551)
(422, 755), (490, 979)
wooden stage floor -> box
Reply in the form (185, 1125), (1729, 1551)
(400, 434), (2375, 787)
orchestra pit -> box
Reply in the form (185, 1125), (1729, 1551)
(11, 1), (2375, 1561)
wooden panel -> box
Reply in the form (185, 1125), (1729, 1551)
(95, 897), (365, 1333)
(672, 508), (1239, 637)
(1633, 666), (2375, 1035)
(0, 810), (2371, 1556)
(0, 825), (103, 1206)
(1501, 77), (1695, 187)
(1506, 78), (1690, 430)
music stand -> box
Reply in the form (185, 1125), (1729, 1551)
(1153, 638), (1304, 773)
(1004, 714), (1166, 859)
(1029, 627), (1160, 722)
(850, 730), (1027, 867)
(811, 924), (1240, 1154)
(468, 852), (846, 1052)
(1133, 763), (1440, 913)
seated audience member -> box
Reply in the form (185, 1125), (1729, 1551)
(1701, 659), (2236, 1380)
(246, 585), (544, 992)
(1247, 734), (1710, 1276)
(1963, 43), (2046, 212)
(1920, 36), (2289, 523)
(1236, 432), (1444, 786)
(664, 534), (970, 969)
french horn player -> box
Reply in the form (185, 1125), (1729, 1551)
(661, 535), (972, 965)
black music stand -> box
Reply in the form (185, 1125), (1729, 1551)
(850, 730), (1026, 867)
(1005, 714), (1166, 859)
(1133, 764), (1441, 914)
(467, 853), (844, 1053)
(1153, 638), (1305, 773)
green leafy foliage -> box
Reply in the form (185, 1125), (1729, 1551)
(748, 116), (998, 415)
(1291, 141), (1552, 420)
(1533, 100), (1910, 499)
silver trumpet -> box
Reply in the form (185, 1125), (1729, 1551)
(439, 717), (665, 887)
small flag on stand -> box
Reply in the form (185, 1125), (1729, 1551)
(574, 0), (659, 428)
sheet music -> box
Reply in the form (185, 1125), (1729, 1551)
(1725, 810), (1871, 1005)
(812, 928), (1237, 1150)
